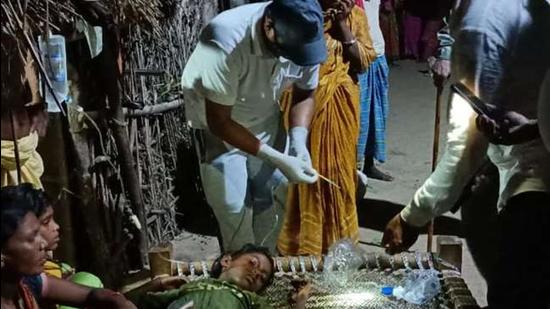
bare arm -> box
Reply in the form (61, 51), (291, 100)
(124, 276), (188, 305)
(289, 87), (315, 128)
(42, 276), (136, 308)
(205, 99), (261, 155)
(333, 19), (363, 70)
(329, 1), (376, 73)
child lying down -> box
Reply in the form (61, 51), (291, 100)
(131, 244), (311, 309)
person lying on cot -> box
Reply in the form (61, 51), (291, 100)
(134, 244), (311, 309)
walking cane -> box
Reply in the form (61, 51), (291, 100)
(427, 85), (444, 252)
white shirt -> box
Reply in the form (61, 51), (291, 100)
(362, 0), (385, 56)
(181, 2), (320, 130)
(401, 0), (550, 227)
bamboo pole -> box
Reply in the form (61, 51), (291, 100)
(8, 109), (22, 184)
(101, 25), (148, 264)
(126, 99), (183, 117)
(83, 100), (184, 120)
(69, 123), (116, 286)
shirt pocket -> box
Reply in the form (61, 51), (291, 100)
(271, 64), (303, 101)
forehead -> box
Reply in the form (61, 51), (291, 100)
(14, 213), (40, 237)
(250, 253), (273, 273)
(40, 206), (54, 218)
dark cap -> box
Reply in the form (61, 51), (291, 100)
(267, 0), (327, 66)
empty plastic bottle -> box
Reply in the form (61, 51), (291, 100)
(381, 269), (441, 305)
(39, 34), (68, 112)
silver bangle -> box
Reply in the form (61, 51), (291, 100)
(342, 38), (357, 47)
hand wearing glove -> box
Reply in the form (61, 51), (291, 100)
(257, 143), (318, 184)
(289, 127), (312, 166)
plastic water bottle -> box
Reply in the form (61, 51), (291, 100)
(39, 34), (68, 113)
(381, 269), (441, 305)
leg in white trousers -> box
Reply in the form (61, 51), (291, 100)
(193, 114), (287, 253)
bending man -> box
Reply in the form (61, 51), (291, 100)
(181, 0), (327, 253)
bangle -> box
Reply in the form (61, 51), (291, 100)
(342, 38), (357, 47)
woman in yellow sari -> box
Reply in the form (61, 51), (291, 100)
(278, 0), (376, 255)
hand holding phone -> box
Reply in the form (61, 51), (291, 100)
(476, 112), (539, 145)
(451, 82), (539, 145)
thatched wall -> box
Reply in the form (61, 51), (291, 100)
(2, 0), (219, 286)
(121, 0), (218, 246)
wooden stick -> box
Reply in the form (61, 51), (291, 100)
(126, 99), (183, 117)
(318, 174), (341, 190)
(427, 85), (444, 253)
(101, 26), (148, 264)
(431, 86), (443, 172)
(9, 109), (22, 184)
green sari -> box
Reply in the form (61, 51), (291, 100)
(140, 278), (272, 309)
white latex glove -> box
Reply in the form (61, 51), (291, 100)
(257, 144), (318, 184)
(289, 126), (312, 166)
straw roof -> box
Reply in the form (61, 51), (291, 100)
(1, 0), (168, 46)
(1, 0), (78, 37)
(1, 0), (169, 111)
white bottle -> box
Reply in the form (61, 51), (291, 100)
(39, 34), (68, 113)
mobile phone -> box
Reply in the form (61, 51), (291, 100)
(451, 83), (496, 117)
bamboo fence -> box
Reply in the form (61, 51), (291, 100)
(2, 0), (219, 284)
(120, 0), (218, 247)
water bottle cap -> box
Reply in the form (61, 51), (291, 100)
(381, 286), (394, 296)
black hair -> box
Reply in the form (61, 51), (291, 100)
(210, 243), (275, 291)
(1, 184), (46, 247)
(33, 191), (52, 217)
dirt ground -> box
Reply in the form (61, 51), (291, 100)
(172, 59), (488, 306)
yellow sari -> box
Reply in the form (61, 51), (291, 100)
(278, 7), (376, 255)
